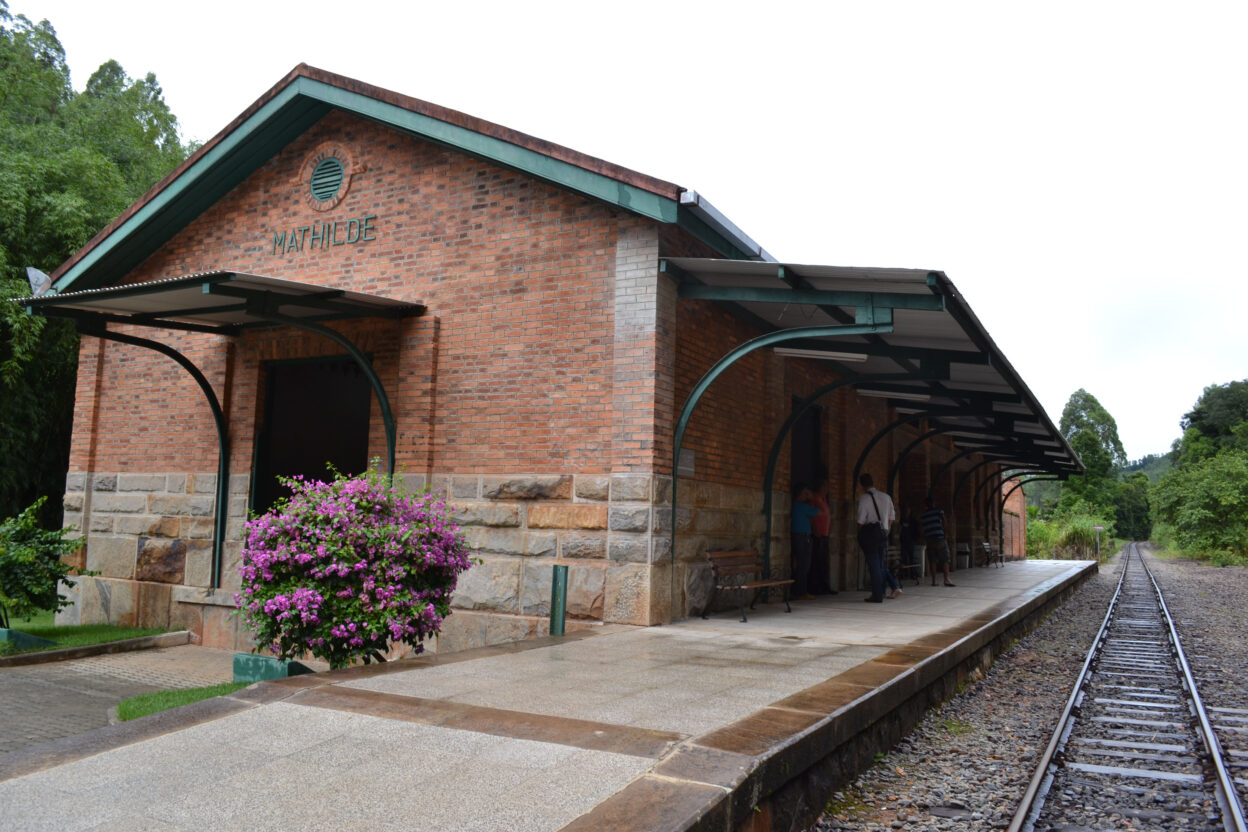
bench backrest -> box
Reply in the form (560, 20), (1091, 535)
(706, 550), (764, 580)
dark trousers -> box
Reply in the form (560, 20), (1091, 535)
(811, 535), (832, 593)
(791, 533), (813, 596)
(862, 542), (887, 601)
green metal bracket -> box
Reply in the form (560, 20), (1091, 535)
(77, 324), (231, 589)
(208, 284), (400, 479)
(758, 372), (942, 576)
(850, 413), (928, 498)
(670, 321), (892, 594)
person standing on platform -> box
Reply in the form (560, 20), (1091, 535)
(856, 473), (895, 603)
(809, 480), (837, 595)
(791, 487), (820, 600)
(920, 496), (956, 587)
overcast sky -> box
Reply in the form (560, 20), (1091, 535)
(22, 0), (1247, 460)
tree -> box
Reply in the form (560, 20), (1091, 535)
(0, 496), (81, 628)
(1154, 450), (1248, 561)
(0, 2), (193, 527)
(1057, 389), (1126, 512)
(1173, 380), (1248, 467)
(1114, 472), (1153, 542)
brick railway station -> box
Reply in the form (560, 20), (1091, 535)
(27, 65), (1080, 652)
(3, 65), (1101, 832)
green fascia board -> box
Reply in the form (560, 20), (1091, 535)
(677, 284), (945, 310)
(674, 206), (755, 260)
(58, 89), (329, 292)
(298, 79), (680, 225)
(59, 75), (689, 292)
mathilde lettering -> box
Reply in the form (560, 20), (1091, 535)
(270, 215), (378, 256)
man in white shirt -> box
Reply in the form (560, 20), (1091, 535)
(856, 473), (896, 603)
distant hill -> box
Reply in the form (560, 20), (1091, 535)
(1123, 453), (1172, 482)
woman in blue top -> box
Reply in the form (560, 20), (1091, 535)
(791, 487), (819, 600)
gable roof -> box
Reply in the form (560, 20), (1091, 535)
(52, 65), (767, 293)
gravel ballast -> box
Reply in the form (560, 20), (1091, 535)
(810, 556), (1120, 831)
(809, 549), (1248, 830)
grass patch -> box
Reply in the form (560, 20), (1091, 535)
(0, 608), (165, 656)
(117, 682), (250, 722)
(939, 718), (975, 735)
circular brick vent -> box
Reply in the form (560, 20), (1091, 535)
(309, 157), (345, 202)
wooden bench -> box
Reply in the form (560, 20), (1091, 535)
(982, 540), (1004, 568)
(701, 550), (793, 623)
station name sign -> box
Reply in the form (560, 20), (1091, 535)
(270, 214), (379, 256)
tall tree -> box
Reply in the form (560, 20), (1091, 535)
(0, 1), (193, 527)
(1057, 388), (1126, 510)
(1173, 379), (1248, 466)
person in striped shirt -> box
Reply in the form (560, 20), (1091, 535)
(920, 496), (956, 587)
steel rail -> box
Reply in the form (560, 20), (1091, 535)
(1008, 543), (1248, 832)
(1006, 544), (1128, 832)
(1142, 548), (1248, 832)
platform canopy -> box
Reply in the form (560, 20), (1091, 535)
(18, 271), (424, 589)
(664, 257), (1081, 477)
(22, 270), (425, 333)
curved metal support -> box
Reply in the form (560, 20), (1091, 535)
(1000, 476), (1061, 557)
(670, 321), (890, 582)
(977, 468), (1041, 559)
(83, 326), (230, 588)
(948, 457), (1015, 561)
(758, 373), (933, 574)
(951, 458), (1007, 512)
(256, 312), (398, 477)
(927, 448), (981, 502)
(887, 427), (964, 496)
(1000, 475), (1058, 509)
(973, 465), (1037, 507)
(850, 412), (928, 494)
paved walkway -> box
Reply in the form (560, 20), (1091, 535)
(0, 559), (1094, 831)
(0, 646), (236, 754)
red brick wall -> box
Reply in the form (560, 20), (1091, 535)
(71, 111), (651, 476)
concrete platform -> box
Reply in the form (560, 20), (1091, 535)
(0, 558), (1095, 832)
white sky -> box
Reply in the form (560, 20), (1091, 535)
(21, 0), (1248, 459)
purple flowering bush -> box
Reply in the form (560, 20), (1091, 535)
(236, 469), (471, 669)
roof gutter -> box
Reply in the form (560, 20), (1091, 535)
(679, 191), (775, 262)
(926, 271), (1084, 471)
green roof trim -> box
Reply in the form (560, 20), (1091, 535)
(56, 73), (698, 292)
(301, 79), (681, 224)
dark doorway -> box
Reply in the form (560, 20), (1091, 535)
(790, 397), (824, 494)
(252, 356), (372, 513)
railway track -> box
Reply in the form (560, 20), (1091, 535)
(1009, 542), (1248, 832)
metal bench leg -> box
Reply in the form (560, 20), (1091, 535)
(783, 586), (792, 613)
(702, 585), (720, 620)
(738, 588), (748, 623)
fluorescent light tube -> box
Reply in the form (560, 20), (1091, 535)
(856, 388), (932, 402)
(773, 347), (869, 362)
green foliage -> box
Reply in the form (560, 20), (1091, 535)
(1026, 498), (1114, 559)
(0, 497), (82, 628)
(1057, 389), (1129, 517)
(0, 2), (193, 527)
(1153, 449), (1248, 560)
(1114, 472), (1153, 542)
(117, 682), (248, 722)
(1180, 380), (1248, 454)
(1061, 389), (1127, 469)
(1122, 453), (1172, 482)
